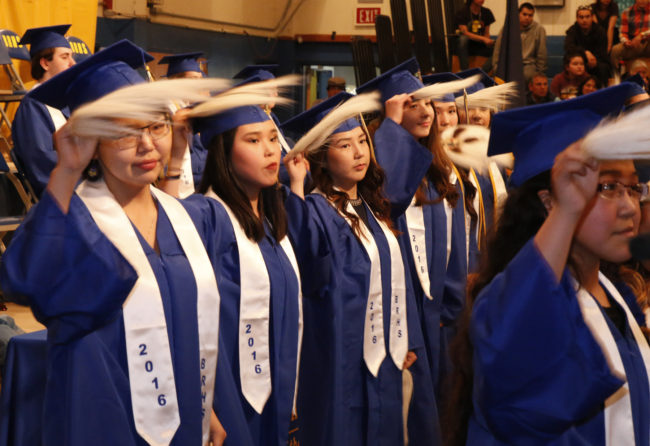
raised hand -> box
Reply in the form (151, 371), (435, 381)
(283, 152), (309, 199)
(384, 93), (412, 126)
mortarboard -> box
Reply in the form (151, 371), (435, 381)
(281, 92), (357, 138)
(19, 25), (71, 58)
(422, 72), (461, 103)
(233, 64), (278, 80)
(456, 67), (496, 94)
(355, 57), (422, 103)
(488, 83), (637, 187)
(194, 106), (270, 148)
(28, 39), (154, 112)
(159, 51), (204, 77)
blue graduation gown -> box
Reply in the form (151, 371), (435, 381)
(468, 239), (650, 445)
(374, 118), (469, 404)
(11, 96), (68, 198)
(188, 195), (301, 446)
(190, 133), (208, 188)
(0, 190), (232, 445)
(285, 190), (430, 446)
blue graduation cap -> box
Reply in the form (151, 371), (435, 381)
(194, 106), (270, 148)
(488, 83), (637, 187)
(233, 64), (278, 80)
(159, 52), (204, 77)
(456, 67), (495, 92)
(281, 92), (358, 138)
(422, 72), (461, 103)
(355, 57), (422, 103)
(28, 39), (154, 112)
(19, 25), (71, 58)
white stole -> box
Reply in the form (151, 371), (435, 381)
(316, 191), (408, 374)
(205, 189), (302, 414)
(77, 179), (220, 446)
(575, 272), (650, 446)
(488, 161), (508, 219)
(404, 197), (432, 300)
(178, 143), (195, 199)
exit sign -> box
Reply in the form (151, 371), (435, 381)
(356, 7), (381, 24)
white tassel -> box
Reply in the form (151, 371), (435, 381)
(287, 92), (382, 157)
(583, 105), (650, 160)
(411, 74), (481, 101)
(440, 125), (492, 174)
(188, 75), (302, 117)
(455, 82), (519, 111)
(68, 78), (233, 138)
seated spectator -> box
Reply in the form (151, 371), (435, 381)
(526, 72), (556, 104)
(565, 5), (612, 86)
(326, 76), (346, 97)
(611, 0), (650, 72)
(492, 2), (547, 81)
(550, 50), (590, 99)
(591, 0), (620, 52)
(578, 74), (603, 95)
(628, 58), (650, 90)
(455, 0), (495, 70)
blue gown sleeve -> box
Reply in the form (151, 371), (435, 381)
(190, 133), (208, 188)
(11, 97), (59, 198)
(0, 191), (137, 344)
(471, 239), (625, 443)
(373, 118), (433, 218)
(284, 191), (333, 298)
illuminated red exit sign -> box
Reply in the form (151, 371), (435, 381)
(356, 7), (381, 24)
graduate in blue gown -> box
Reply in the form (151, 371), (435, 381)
(279, 91), (434, 445)
(159, 52), (209, 192)
(190, 101), (302, 446)
(0, 40), (228, 446)
(356, 61), (476, 414)
(12, 25), (75, 197)
(444, 84), (650, 446)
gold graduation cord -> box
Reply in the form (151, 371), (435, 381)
(468, 167), (487, 249)
(488, 164), (499, 227)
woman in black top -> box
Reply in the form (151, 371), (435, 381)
(592, 0), (620, 52)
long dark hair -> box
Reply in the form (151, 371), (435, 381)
(442, 170), (551, 446)
(307, 126), (393, 239)
(198, 128), (287, 242)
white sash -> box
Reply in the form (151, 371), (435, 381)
(468, 169), (480, 252)
(445, 172), (457, 269)
(178, 144), (195, 199)
(77, 179), (220, 446)
(404, 197), (432, 300)
(574, 273), (650, 446)
(205, 189), (302, 415)
(315, 191), (408, 373)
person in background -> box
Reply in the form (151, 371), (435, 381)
(12, 25), (75, 197)
(526, 72), (557, 104)
(565, 5), (612, 87)
(579, 74), (603, 95)
(627, 58), (650, 90)
(158, 52), (208, 196)
(492, 2), (547, 81)
(455, 0), (495, 71)
(551, 51), (590, 99)
(592, 0), (620, 53)
(326, 76), (346, 97)
(611, 0), (650, 72)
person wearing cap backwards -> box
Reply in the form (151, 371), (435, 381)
(355, 58), (480, 440)
(158, 52), (208, 196)
(187, 93), (302, 446)
(279, 92), (437, 445)
(12, 24), (75, 197)
(443, 84), (650, 446)
(0, 40), (228, 446)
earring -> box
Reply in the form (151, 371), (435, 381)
(86, 159), (101, 180)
